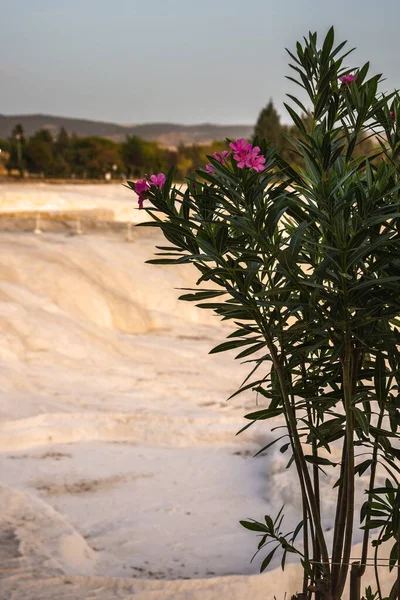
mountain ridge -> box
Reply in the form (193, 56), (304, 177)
(0, 114), (254, 147)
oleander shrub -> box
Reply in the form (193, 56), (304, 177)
(127, 27), (400, 600)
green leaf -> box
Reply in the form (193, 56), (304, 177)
(253, 435), (289, 458)
(179, 290), (226, 302)
(209, 339), (257, 355)
(352, 406), (370, 435)
(284, 103), (307, 134)
(321, 26), (334, 63)
(374, 352), (387, 402)
(260, 547), (278, 572)
(292, 520), (304, 540)
(235, 341), (267, 359)
(355, 459), (373, 477)
(244, 407), (283, 421)
(240, 520), (268, 532)
(304, 455), (337, 467)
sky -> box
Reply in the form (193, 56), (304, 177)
(1, 0), (399, 126)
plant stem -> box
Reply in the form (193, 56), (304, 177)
(302, 501), (310, 597)
(359, 409), (384, 577)
(334, 340), (356, 599)
(331, 439), (348, 587)
(259, 320), (331, 579)
(301, 359), (322, 590)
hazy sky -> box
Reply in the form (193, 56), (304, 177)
(1, 0), (399, 125)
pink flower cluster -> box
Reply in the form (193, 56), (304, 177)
(135, 173), (166, 208)
(339, 73), (357, 86)
(229, 138), (266, 172)
(205, 150), (231, 173)
(204, 140), (266, 174)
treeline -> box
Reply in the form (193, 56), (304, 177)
(0, 100), (377, 180)
(0, 125), (236, 181)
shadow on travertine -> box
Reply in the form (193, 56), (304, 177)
(0, 217), (395, 599)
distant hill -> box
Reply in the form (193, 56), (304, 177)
(0, 114), (253, 147)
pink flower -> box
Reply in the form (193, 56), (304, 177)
(339, 74), (357, 86)
(242, 146), (260, 166)
(229, 138), (249, 153)
(205, 150), (231, 174)
(135, 173), (166, 208)
(247, 153), (266, 172)
(229, 138), (253, 168)
(212, 150), (231, 163)
(149, 173), (166, 189)
(205, 139), (266, 173)
(228, 139), (267, 172)
(135, 177), (149, 209)
(135, 177), (149, 196)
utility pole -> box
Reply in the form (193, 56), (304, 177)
(15, 133), (22, 177)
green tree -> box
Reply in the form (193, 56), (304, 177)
(52, 154), (70, 178)
(254, 100), (304, 167)
(0, 138), (10, 153)
(121, 135), (167, 178)
(55, 127), (69, 156)
(254, 99), (282, 147)
(0, 138), (10, 176)
(6, 123), (26, 176)
(51, 127), (71, 177)
(25, 129), (55, 176)
(67, 137), (122, 178)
